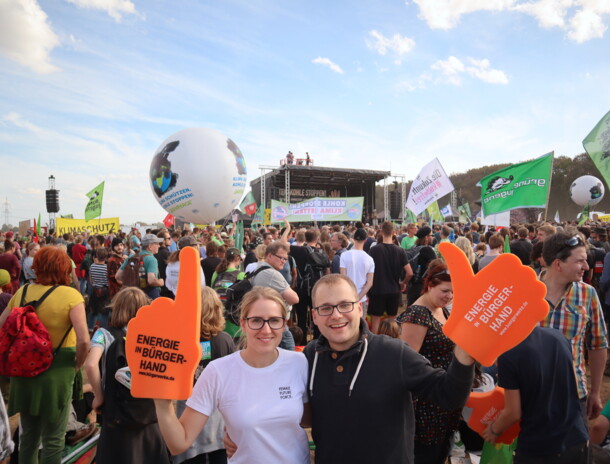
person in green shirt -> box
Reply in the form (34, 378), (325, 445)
(400, 223), (418, 250)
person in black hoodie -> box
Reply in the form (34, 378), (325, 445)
(305, 274), (474, 464)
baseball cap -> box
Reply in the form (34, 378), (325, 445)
(141, 234), (163, 246)
(178, 236), (198, 249)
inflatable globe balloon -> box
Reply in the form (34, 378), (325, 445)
(150, 128), (247, 224)
(569, 175), (605, 207)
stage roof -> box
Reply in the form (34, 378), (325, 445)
(251, 165), (391, 188)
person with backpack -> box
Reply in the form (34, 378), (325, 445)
(212, 247), (246, 341)
(83, 287), (170, 464)
(173, 287), (235, 464)
(285, 225), (329, 336)
(0, 246), (90, 464)
(165, 236), (206, 298)
(406, 226), (437, 306)
(116, 234), (164, 300)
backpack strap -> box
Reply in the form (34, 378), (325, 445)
(19, 283), (30, 306)
(245, 264), (272, 279)
(24, 284), (72, 355)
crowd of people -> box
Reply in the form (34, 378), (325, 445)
(1, 217), (610, 463)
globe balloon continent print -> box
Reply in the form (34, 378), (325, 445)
(126, 246), (202, 400)
(439, 242), (549, 367)
(150, 127), (248, 224)
(569, 175), (605, 207)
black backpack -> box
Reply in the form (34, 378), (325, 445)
(405, 246), (424, 284)
(102, 327), (157, 429)
(224, 265), (272, 325)
(213, 270), (242, 302)
(299, 246), (330, 295)
(121, 255), (147, 289)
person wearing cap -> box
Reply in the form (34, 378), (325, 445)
(165, 236), (206, 298)
(406, 226), (437, 306)
(339, 228), (375, 316)
(116, 234), (164, 300)
(0, 269), (13, 311)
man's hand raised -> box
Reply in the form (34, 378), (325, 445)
(439, 242), (548, 367)
(126, 246), (202, 400)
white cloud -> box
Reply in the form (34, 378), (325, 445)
(413, 0), (610, 42)
(312, 57), (344, 74)
(367, 30), (415, 63)
(431, 56), (465, 85)
(466, 58), (509, 84)
(413, 0), (513, 30)
(0, 0), (60, 73)
(65, 0), (137, 22)
(568, 6), (609, 42)
(431, 56), (508, 85)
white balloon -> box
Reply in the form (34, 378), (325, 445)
(569, 175), (605, 206)
(150, 128), (247, 223)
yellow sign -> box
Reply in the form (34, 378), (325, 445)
(264, 208), (271, 225)
(598, 214), (610, 222)
(56, 217), (120, 236)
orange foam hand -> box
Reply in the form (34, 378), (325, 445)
(465, 387), (520, 445)
(440, 242), (548, 366)
(126, 246), (202, 400)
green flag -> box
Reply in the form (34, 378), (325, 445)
(403, 208), (417, 224)
(583, 110), (610, 187)
(578, 203), (590, 226)
(478, 152), (553, 216)
(234, 220), (244, 252)
(458, 203), (471, 223)
(239, 191), (257, 216)
(85, 181), (105, 222)
(252, 204), (264, 225)
(426, 201), (444, 222)
(36, 213), (41, 236)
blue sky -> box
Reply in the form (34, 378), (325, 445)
(1, 0), (610, 225)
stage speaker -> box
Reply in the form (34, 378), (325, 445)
(46, 189), (60, 213)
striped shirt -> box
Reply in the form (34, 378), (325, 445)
(539, 281), (608, 399)
(89, 262), (108, 288)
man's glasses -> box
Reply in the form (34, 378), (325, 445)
(244, 316), (286, 330)
(273, 254), (288, 262)
(313, 301), (357, 317)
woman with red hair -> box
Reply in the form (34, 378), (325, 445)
(0, 245), (90, 463)
(397, 258), (458, 464)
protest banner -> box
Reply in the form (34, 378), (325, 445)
(19, 219), (31, 236)
(465, 387), (520, 445)
(583, 109), (610, 188)
(406, 158), (454, 215)
(126, 246), (202, 399)
(56, 217), (120, 236)
(478, 152), (553, 216)
(439, 243), (549, 366)
(239, 191), (257, 216)
(85, 181), (105, 222)
(270, 197), (364, 223)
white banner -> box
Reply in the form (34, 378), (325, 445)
(406, 158), (455, 215)
(480, 209), (510, 227)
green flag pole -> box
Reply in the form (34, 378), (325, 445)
(543, 152), (554, 222)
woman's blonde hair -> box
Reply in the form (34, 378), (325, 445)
(200, 287), (225, 340)
(109, 287), (150, 328)
(454, 237), (476, 265)
(254, 244), (267, 261)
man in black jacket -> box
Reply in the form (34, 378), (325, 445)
(305, 274), (474, 464)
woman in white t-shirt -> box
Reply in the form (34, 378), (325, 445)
(154, 286), (310, 464)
